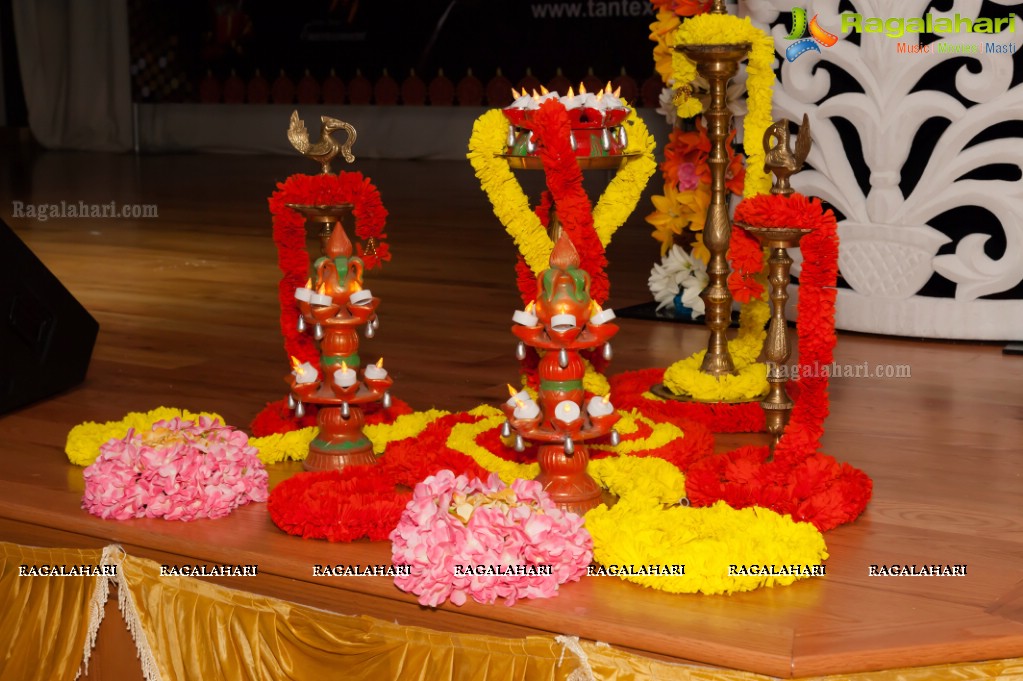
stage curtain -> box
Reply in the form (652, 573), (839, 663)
(11, 0), (133, 151)
(0, 542), (107, 681)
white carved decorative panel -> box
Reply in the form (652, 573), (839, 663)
(743, 0), (1023, 339)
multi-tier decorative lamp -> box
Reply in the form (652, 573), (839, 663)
(501, 234), (620, 515)
(287, 209), (391, 472)
(282, 111), (392, 472)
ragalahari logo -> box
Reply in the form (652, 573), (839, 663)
(785, 7), (839, 61)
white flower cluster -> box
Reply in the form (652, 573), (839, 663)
(648, 245), (708, 318)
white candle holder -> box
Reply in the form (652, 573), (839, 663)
(512, 309), (539, 326)
(550, 314), (578, 332)
(589, 308), (616, 326)
(349, 289), (373, 306)
(554, 400), (581, 423)
(586, 395), (614, 417)
(293, 362), (319, 384)
(513, 399), (541, 420)
(334, 368), (357, 388)
(310, 291), (333, 306)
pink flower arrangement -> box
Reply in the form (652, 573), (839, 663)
(82, 416), (269, 521)
(389, 470), (593, 607)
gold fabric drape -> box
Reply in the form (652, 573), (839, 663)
(3, 541), (1023, 681)
(0, 543), (107, 681)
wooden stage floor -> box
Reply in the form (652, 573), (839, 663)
(1, 144), (1022, 678)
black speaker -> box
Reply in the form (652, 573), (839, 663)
(1, 220), (99, 413)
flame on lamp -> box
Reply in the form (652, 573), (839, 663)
(290, 356), (304, 375)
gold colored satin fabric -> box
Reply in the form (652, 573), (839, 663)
(2, 542), (1023, 681)
(0, 542), (104, 681)
(118, 552), (576, 681)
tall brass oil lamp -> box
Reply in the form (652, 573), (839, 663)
(676, 0), (749, 379)
(737, 115), (813, 453)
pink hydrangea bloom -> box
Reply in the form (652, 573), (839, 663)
(389, 471), (592, 607)
(82, 416), (268, 521)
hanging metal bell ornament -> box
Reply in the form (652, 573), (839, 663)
(313, 323), (324, 340)
(602, 342), (613, 361)
(558, 348), (569, 368)
(382, 392), (392, 409)
(287, 393), (296, 410)
(296, 316), (306, 333)
(609, 430), (620, 446)
(600, 127), (611, 151)
(569, 132), (578, 152)
(617, 125), (628, 148)
(295, 401), (305, 418)
(365, 323), (375, 339)
(507, 124), (516, 148)
(340, 402), (351, 419)
(515, 341), (527, 361)
(501, 421), (512, 438)
(564, 437), (575, 456)
(514, 434), (525, 452)
(526, 131), (537, 154)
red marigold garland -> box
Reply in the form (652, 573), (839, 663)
(520, 100), (610, 306)
(610, 368), (768, 434)
(269, 413), (489, 542)
(267, 407), (712, 542)
(250, 396), (413, 437)
(681, 193), (872, 531)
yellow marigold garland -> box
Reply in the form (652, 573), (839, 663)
(248, 409), (452, 465)
(65, 407), (224, 466)
(590, 412), (684, 457)
(249, 428), (315, 465)
(582, 358), (611, 395)
(448, 405), (540, 483)
(588, 455), (686, 505)
(586, 499), (828, 594)
(662, 297), (771, 401)
(467, 107), (657, 276)
(670, 13), (777, 198)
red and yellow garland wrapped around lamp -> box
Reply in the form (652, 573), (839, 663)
(468, 89), (657, 308)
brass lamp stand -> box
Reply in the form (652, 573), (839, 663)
(740, 225), (809, 449)
(653, 0), (751, 403)
(737, 114), (814, 452)
(679, 40), (749, 377)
